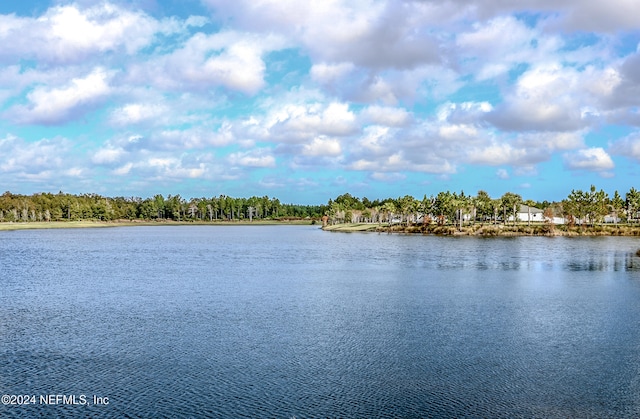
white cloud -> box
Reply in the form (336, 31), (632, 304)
(228, 148), (276, 168)
(487, 64), (595, 132)
(302, 137), (342, 157)
(496, 168), (510, 179)
(2, 0), (639, 198)
(350, 152), (457, 175)
(112, 162), (133, 176)
(610, 132), (640, 162)
(0, 3), (173, 64)
(110, 103), (168, 126)
(130, 31), (288, 95)
(551, 0), (640, 32)
(153, 126), (235, 150)
(253, 100), (358, 143)
(437, 101), (493, 124)
(115, 153), (217, 181)
(467, 143), (529, 166)
(310, 62), (355, 84)
(0, 134), (78, 180)
(7, 67), (112, 125)
(360, 105), (412, 127)
(427, 0), (640, 32)
(369, 172), (406, 182)
(563, 147), (615, 172)
(456, 16), (561, 80)
(92, 147), (126, 165)
(204, 0), (440, 69)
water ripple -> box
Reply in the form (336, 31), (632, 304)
(1, 227), (640, 417)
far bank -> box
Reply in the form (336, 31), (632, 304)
(0, 219), (317, 231)
(323, 223), (640, 236)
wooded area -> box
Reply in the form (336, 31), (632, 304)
(1, 185), (639, 227)
(325, 186), (640, 227)
(0, 192), (326, 222)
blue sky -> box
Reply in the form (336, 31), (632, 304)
(1, 0), (639, 204)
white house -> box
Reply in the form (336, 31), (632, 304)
(510, 204), (545, 222)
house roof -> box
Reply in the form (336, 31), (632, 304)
(518, 204), (543, 214)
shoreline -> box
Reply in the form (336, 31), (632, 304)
(0, 219), (316, 231)
(322, 223), (640, 237)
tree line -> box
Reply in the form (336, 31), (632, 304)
(326, 186), (640, 227)
(2, 186), (639, 226)
(0, 192), (326, 222)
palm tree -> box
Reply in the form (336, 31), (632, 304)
(500, 192), (522, 226)
(434, 191), (454, 225)
(381, 201), (396, 225)
(475, 190), (492, 224)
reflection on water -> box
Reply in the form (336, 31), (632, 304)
(564, 250), (640, 271)
(1, 227), (640, 418)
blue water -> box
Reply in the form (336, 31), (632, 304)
(1, 226), (640, 417)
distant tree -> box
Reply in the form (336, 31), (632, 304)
(567, 185), (607, 226)
(188, 203), (198, 219)
(419, 194), (433, 223)
(565, 189), (588, 226)
(475, 190), (493, 221)
(609, 191), (624, 226)
(627, 187), (640, 224)
(381, 201), (396, 224)
(587, 185), (608, 226)
(500, 192), (522, 226)
(433, 191), (454, 225)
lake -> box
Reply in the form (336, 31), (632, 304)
(1, 225), (640, 418)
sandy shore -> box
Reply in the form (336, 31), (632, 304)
(0, 219), (316, 231)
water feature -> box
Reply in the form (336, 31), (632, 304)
(1, 226), (639, 417)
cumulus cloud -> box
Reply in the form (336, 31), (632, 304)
(310, 62), (355, 85)
(437, 101), (493, 125)
(110, 102), (169, 126)
(5, 67), (113, 125)
(2, 0), (639, 198)
(302, 136), (342, 157)
(92, 147), (127, 165)
(605, 52), (640, 110)
(128, 31), (288, 95)
(250, 100), (358, 143)
(610, 132), (640, 162)
(563, 147), (615, 172)
(204, 0), (441, 69)
(0, 134), (80, 181)
(106, 152), (218, 181)
(152, 126), (235, 150)
(467, 143), (530, 166)
(487, 64), (596, 132)
(350, 152), (456, 174)
(425, 0), (640, 32)
(360, 105), (412, 127)
(456, 16), (562, 81)
(228, 148), (276, 168)
(0, 3), (175, 64)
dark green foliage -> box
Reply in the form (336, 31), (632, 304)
(0, 191), (326, 222)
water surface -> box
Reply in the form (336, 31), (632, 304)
(1, 226), (640, 417)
